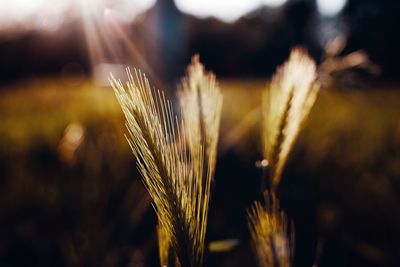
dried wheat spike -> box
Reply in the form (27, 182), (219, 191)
(263, 47), (320, 190)
(110, 68), (211, 267)
(178, 55), (223, 182)
(248, 191), (294, 267)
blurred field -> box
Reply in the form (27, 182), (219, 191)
(1, 77), (400, 266)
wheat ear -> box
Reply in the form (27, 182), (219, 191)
(262, 47), (320, 190)
(248, 191), (294, 267)
(157, 55), (223, 266)
(178, 54), (223, 182)
(110, 69), (211, 267)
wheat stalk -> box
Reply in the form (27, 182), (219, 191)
(250, 47), (319, 267)
(248, 191), (294, 267)
(262, 47), (320, 190)
(110, 68), (213, 267)
(157, 223), (180, 267)
(157, 223), (170, 267)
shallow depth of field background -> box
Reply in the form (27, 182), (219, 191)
(1, 0), (400, 266)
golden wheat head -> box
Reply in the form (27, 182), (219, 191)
(248, 191), (294, 267)
(178, 55), (223, 181)
(110, 68), (212, 267)
(263, 47), (320, 190)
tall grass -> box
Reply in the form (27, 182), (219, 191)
(179, 55), (223, 183)
(249, 47), (320, 267)
(110, 48), (317, 266)
(262, 47), (320, 190)
(110, 55), (222, 267)
(248, 191), (294, 267)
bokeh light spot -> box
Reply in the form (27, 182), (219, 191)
(317, 0), (348, 17)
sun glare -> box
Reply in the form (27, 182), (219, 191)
(261, 0), (287, 8)
(0, 0), (156, 33)
(317, 0), (348, 17)
(174, 0), (287, 23)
